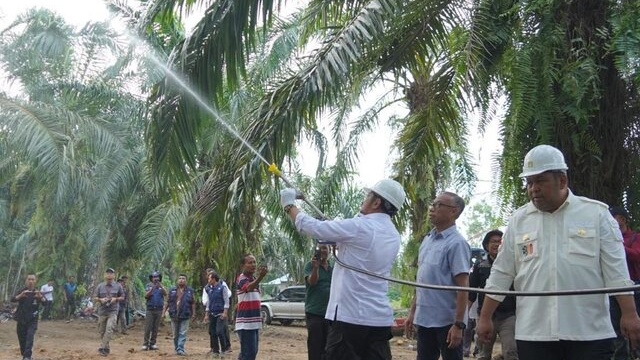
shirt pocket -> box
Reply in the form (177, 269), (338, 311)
(515, 232), (539, 263)
(427, 247), (444, 266)
(567, 226), (597, 266)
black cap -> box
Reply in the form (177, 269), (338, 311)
(105, 268), (115, 274)
(609, 206), (630, 220)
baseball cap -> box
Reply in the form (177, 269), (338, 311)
(105, 268), (115, 273)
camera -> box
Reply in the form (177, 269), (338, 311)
(314, 248), (322, 262)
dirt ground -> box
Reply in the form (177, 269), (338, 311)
(0, 318), (423, 360)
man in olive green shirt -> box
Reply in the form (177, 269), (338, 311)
(304, 244), (333, 360)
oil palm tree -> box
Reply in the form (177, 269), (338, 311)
(461, 0), (640, 211)
(0, 8), (156, 297)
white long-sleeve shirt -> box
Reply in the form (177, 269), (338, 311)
(485, 191), (632, 341)
(40, 284), (54, 301)
(295, 212), (400, 327)
(201, 280), (231, 309)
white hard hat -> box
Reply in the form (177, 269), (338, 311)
(519, 145), (568, 177)
(366, 179), (406, 210)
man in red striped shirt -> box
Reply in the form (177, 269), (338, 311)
(235, 254), (268, 360)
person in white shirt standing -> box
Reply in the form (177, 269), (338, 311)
(280, 179), (405, 360)
(476, 144), (640, 360)
(40, 279), (54, 321)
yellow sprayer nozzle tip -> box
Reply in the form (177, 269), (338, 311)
(268, 163), (281, 177)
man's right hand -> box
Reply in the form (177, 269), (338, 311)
(476, 317), (495, 344)
(280, 188), (297, 209)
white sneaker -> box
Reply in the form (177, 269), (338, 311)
(141, 345), (148, 351)
(150, 345), (159, 350)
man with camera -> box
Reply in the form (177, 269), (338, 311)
(142, 271), (167, 351)
(304, 244), (333, 360)
(12, 274), (45, 360)
(92, 268), (124, 357)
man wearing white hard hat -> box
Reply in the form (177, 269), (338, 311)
(476, 144), (640, 360)
(280, 179), (405, 360)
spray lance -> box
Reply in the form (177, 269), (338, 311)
(266, 163), (328, 220)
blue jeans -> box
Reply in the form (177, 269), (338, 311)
(171, 318), (190, 354)
(237, 329), (260, 360)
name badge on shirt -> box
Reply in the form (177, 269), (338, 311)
(518, 233), (537, 261)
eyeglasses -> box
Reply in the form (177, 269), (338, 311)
(488, 239), (502, 245)
(430, 201), (457, 209)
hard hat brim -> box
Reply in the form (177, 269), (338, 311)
(519, 169), (545, 178)
(519, 166), (568, 178)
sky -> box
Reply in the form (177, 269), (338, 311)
(0, 1), (504, 241)
(0, 0), (110, 27)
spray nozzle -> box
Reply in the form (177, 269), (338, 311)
(267, 163), (281, 177)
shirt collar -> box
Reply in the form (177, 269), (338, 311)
(429, 224), (458, 239)
(362, 212), (391, 220)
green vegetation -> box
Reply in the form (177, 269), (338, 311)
(1, 0), (638, 312)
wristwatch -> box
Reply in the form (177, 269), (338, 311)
(453, 321), (466, 330)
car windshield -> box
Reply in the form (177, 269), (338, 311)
(279, 287), (305, 301)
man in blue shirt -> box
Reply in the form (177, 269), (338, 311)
(63, 276), (77, 323)
(406, 191), (471, 360)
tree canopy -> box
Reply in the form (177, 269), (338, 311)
(0, 0), (638, 310)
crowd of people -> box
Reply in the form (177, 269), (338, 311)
(9, 143), (640, 360)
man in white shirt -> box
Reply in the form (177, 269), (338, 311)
(280, 179), (405, 360)
(476, 144), (640, 360)
(40, 279), (54, 320)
